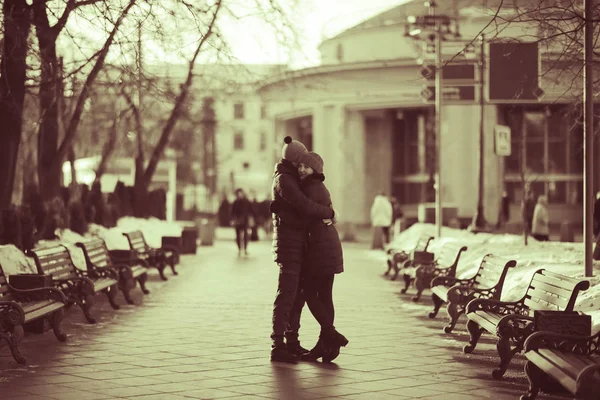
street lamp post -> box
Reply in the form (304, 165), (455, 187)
(406, 1), (460, 238)
(471, 34), (487, 231)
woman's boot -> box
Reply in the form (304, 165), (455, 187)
(301, 337), (325, 361)
(322, 327), (349, 363)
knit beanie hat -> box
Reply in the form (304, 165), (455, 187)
(299, 151), (324, 174)
(281, 136), (307, 163)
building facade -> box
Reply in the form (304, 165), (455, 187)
(258, 0), (597, 232)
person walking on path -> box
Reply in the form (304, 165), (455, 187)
(230, 188), (254, 257)
(287, 151), (348, 363)
(531, 195), (550, 241)
(522, 187), (537, 236)
(593, 192), (600, 260)
(370, 192), (393, 247)
(496, 190), (510, 230)
(269, 136), (335, 364)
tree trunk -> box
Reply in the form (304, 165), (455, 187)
(32, 0), (62, 201)
(0, 0), (30, 210)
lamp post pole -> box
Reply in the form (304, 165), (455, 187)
(584, 0), (594, 277)
(434, 18), (443, 238)
(471, 34), (487, 230)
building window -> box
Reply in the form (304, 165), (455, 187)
(234, 102), (244, 119)
(233, 131), (244, 150)
(260, 105), (267, 119)
(259, 131), (267, 151)
(503, 106), (583, 205)
(390, 109), (435, 205)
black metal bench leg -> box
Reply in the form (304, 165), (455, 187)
(443, 302), (463, 333)
(169, 256), (178, 275)
(384, 260), (392, 276)
(463, 319), (484, 353)
(400, 274), (411, 294)
(122, 286), (135, 305)
(51, 309), (67, 342)
(492, 335), (519, 379)
(520, 361), (542, 400)
(80, 294), (97, 324)
(138, 273), (150, 294)
(158, 261), (168, 281)
(429, 293), (444, 318)
(105, 285), (120, 310)
(0, 325), (26, 365)
(413, 276), (426, 302)
(391, 263), (399, 281)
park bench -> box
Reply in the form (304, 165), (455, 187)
(521, 326), (600, 400)
(76, 238), (150, 304)
(123, 230), (179, 281)
(463, 269), (590, 379)
(27, 245), (121, 324)
(0, 263), (67, 364)
(411, 242), (468, 301)
(384, 234), (434, 283)
(428, 254), (516, 333)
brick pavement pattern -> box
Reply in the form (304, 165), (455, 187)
(0, 238), (570, 399)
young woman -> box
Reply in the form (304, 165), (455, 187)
(230, 188), (254, 256)
(295, 151), (348, 362)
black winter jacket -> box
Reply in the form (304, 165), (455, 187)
(301, 174), (344, 276)
(230, 198), (254, 227)
(271, 159), (334, 265)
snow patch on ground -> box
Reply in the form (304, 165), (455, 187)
(384, 223), (600, 333)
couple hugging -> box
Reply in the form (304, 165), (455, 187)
(269, 136), (348, 364)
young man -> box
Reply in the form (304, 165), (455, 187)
(270, 136), (335, 363)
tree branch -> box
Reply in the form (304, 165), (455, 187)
(56, 0), (137, 163)
(142, 0), (223, 187)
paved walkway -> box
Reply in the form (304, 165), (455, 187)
(0, 238), (569, 399)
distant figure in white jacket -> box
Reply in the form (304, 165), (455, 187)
(531, 195), (549, 241)
(370, 193), (393, 244)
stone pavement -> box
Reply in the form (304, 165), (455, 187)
(0, 237), (570, 400)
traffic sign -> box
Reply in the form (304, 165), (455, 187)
(421, 85), (476, 102)
(418, 63), (476, 81)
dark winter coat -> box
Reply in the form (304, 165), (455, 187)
(230, 198), (254, 227)
(271, 159), (334, 266)
(301, 174), (344, 276)
(594, 197), (600, 236)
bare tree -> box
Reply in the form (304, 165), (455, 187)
(0, 0), (31, 210)
(32, 0), (137, 202)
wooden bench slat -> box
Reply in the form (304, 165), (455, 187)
(524, 298), (560, 311)
(23, 302), (64, 323)
(539, 349), (598, 376)
(530, 280), (573, 299)
(535, 272), (580, 291)
(527, 287), (570, 309)
(469, 311), (501, 333)
(526, 351), (579, 395)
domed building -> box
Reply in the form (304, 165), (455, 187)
(258, 0), (596, 233)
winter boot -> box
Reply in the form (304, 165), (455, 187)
(287, 340), (309, 357)
(301, 337), (325, 362)
(271, 338), (299, 364)
(322, 327), (349, 363)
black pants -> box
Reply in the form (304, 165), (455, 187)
(381, 226), (390, 244)
(289, 274), (335, 337)
(235, 225), (248, 251)
(272, 265), (301, 345)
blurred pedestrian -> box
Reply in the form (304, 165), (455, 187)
(531, 195), (549, 241)
(217, 194), (231, 227)
(593, 192), (600, 260)
(522, 186), (536, 236)
(370, 192), (393, 246)
(496, 190), (510, 230)
(230, 188), (254, 256)
(389, 196), (403, 240)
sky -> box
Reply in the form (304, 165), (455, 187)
(215, 0), (408, 68)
